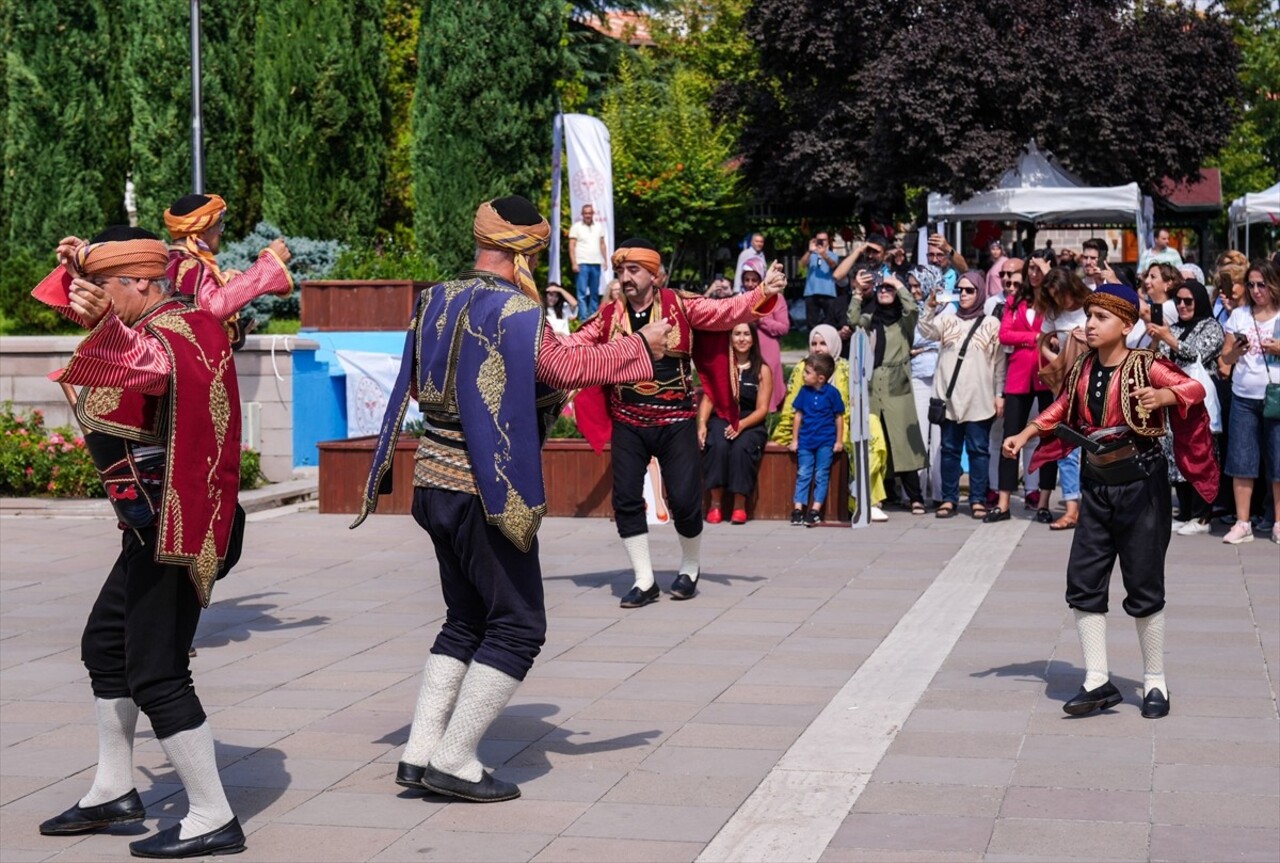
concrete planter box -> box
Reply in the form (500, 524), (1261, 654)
(317, 437), (850, 522)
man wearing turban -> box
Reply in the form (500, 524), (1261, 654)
(571, 237), (788, 608)
(1004, 283), (1217, 722)
(32, 227), (249, 857)
(163, 193), (294, 348)
(353, 196), (672, 803)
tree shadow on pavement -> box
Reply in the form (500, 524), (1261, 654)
(192, 592), (331, 649)
(140, 743), (288, 823)
(545, 569), (766, 599)
(971, 660), (1142, 703)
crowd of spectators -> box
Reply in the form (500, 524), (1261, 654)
(666, 228), (1280, 541)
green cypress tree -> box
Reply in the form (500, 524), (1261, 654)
(122, 1), (261, 237)
(413, 0), (565, 273)
(254, 0), (388, 241)
(3, 0), (128, 248)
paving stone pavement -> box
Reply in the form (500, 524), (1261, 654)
(1, 507), (1276, 862)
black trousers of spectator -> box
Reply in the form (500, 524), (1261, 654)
(703, 417), (767, 497)
(997, 391), (1059, 492)
(805, 295), (834, 330)
(1175, 480), (1212, 521)
(81, 526), (205, 740)
(612, 418), (703, 540)
(1065, 455), (1170, 618)
(413, 487), (545, 681)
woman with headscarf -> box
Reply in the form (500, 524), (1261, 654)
(907, 264), (945, 506)
(1148, 279), (1224, 535)
(741, 256), (790, 411)
(856, 274), (928, 513)
(773, 323), (889, 520)
(919, 270), (1006, 518)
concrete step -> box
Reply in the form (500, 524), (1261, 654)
(0, 478), (318, 518)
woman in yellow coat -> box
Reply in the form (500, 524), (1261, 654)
(772, 323), (889, 520)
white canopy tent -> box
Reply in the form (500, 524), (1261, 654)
(926, 141), (1145, 253)
(1228, 181), (1280, 256)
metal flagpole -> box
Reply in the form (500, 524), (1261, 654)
(190, 0), (204, 193)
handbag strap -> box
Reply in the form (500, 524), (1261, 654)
(1252, 318), (1280, 384)
(944, 317), (985, 401)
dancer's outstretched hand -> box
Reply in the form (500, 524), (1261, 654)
(638, 318), (673, 359)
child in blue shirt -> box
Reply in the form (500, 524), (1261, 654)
(789, 353), (845, 526)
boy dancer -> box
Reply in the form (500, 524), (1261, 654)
(1003, 284), (1217, 719)
(788, 353), (845, 526)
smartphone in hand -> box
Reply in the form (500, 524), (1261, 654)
(1150, 303), (1163, 327)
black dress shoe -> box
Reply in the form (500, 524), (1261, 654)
(420, 765), (520, 803)
(670, 572), (697, 601)
(1035, 508), (1054, 524)
(40, 789), (145, 835)
(619, 584), (659, 608)
(1141, 687), (1170, 719)
(1062, 680), (1123, 716)
(982, 507), (1011, 523)
(129, 817), (245, 858)
(396, 761), (426, 789)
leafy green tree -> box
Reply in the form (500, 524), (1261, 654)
(602, 56), (741, 262)
(413, 0), (564, 273)
(123, 1), (262, 237)
(254, 0), (387, 241)
(3, 0), (128, 248)
(1212, 0), (1280, 203)
(381, 0), (420, 238)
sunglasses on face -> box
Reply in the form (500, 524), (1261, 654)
(875, 284), (896, 293)
(1247, 280), (1268, 289)
(1175, 296), (1196, 306)
(958, 286), (978, 295)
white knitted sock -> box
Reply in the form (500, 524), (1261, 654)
(1136, 610), (1168, 697)
(159, 723), (234, 840)
(402, 653), (469, 767)
(1074, 609), (1110, 691)
(79, 698), (140, 807)
(677, 533), (701, 581)
(428, 663), (521, 783)
(622, 534), (655, 591)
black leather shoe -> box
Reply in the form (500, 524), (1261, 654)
(1062, 680), (1123, 716)
(982, 507), (1011, 523)
(420, 765), (520, 803)
(1035, 508), (1054, 524)
(619, 584), (659, 609)
(40, 789), (145, 835)
(396, 761), (426, 789)
(1141, 687), (1170, 719)
(129, 817), (245, 858)
(670, 572), (697, 601)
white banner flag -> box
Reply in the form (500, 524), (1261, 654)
(335, 350), (421, 438)
(564, 113), (616, 285)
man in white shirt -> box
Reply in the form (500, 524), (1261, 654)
(569, 204), (608, 318)
(1137, 227), (1184, 276)
(732, 232), (765, 293)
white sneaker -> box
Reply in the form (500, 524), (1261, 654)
(1222, 521), (1254, 544)
(1272, 523), (1280, 545)
(870, 506), (889, 523)
(1170, 520), (1186, 532)
(1177, 520), (1211, 536)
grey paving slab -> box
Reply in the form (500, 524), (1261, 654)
(2, 510), (1276, 863)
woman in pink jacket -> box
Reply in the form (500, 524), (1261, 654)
(741, 256), (790, 411)
(985, 256), (1058, 523)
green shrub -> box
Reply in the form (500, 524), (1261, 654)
(239, 445), (265, 491)
(217, 221), (347, 329)
(548, 412), (583, 439)
(0, 244), (77, 335)
(330, 238), (443, 282)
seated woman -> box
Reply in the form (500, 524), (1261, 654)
(773, 324), (889, 521)
(918, 271), (1006, 519)
(699, 323), (773, 524)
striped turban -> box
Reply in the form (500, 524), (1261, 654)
(473, 197), (550, 301)
(164, 194), (227, 238)
(76, 226), (168, 279)
(1084, 283), (1140, 326)
(612, 238), (662, 277)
